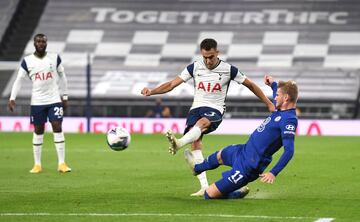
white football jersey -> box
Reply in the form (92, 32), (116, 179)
(179, 59), (246, 114)
(10, 52), (68, 105)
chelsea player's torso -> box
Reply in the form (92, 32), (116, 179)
(242, 109), (297, 171)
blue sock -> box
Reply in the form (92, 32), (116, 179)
(225, 191), (247, 199)
(194, 151), (219, 174)
(204, 191), (212, 200)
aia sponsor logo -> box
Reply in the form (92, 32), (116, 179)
(34, 72), (53, 80)
(197, 82), (221, 92)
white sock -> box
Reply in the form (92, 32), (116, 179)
(32, 133), (43, 165)
(192, 150), (209, 189)
(53, 132), (65, 164)
(178, 126), (202, 147)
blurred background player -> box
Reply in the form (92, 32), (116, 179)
(184, 75), (298, 199)
(141, 38), (274, 196)
(145, 97), (172, 118)
(8, 33), (71, 173)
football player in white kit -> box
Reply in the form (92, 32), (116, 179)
(8, 33), (71, 173)
(141, 38), (274, 196)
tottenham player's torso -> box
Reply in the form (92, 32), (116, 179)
(24, 52), (62, 105)
(191, 60), (232, 113)
(25, 53), (57, 82)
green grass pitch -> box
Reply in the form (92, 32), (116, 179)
(0, 132), (359, 222)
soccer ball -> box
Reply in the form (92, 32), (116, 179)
(106, 127), (131, 151)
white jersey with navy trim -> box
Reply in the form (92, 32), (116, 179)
(179, 59), (246, 114)
(9, 52), (68, 105)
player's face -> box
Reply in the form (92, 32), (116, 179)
(201, 48), (219, 69)
(34, 36), (47, 54)
(275, 88), (285, 110)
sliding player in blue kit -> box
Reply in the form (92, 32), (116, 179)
(184, 75), (299, 199)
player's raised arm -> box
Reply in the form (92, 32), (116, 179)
(264, 75), (278, 107)
(242, 78), (275, 112)
(141, 76), (184, 96)
(261, 118), (297, 184)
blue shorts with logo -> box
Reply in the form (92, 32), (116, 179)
(215, 144), (259, 195)
(184, 106), (223, 135)
(30, 102), (64, 125)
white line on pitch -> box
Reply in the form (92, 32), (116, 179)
(0, 212), (334, 221)
(314, 218), (335, 222)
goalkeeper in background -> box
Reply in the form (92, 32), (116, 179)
(184, 75), (298, 199)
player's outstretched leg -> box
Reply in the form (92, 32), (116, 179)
(166, 126), (202, 155)
(165, 130), (181, 155)
(226, 186), (250, 199)
(184, 148), (221, 175)
(204, 184), (250, 200)
(184, 149), (199, 175)
(185, 149), (224, 196)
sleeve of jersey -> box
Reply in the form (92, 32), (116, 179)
(271, 82), (278, 106)
(9, 60), (28, 100)
(269, 118), (297, 176)
(57, 55), (68, 99)
(230, 65), (247, 84)
(179, 63), (194, 82)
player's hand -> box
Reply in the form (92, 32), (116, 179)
(141, 87), (152, 96)
(8, 100), (16, 112)
(62, 99), (68, 110)
(259, 172), (275, 184)
(264, 75), (274, 86)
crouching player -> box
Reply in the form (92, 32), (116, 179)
(184, 75), (298, 199)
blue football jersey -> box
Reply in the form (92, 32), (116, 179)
(240, 83), (298, 176)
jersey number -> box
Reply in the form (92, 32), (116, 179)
(54, 107), (63, 117)
(229, 170), (243, 184)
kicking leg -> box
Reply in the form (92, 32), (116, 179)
(166, 117), (210, 155)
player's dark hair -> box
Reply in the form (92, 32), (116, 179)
(278, 81), (298, 103)
(33, 33), (47, 41)
(200, 38), (217, 51)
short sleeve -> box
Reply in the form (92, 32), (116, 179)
(57, 55), (62, 68)
(230, 65), (246, 84)
(20, 59), (29, 74)
(56, 55), (65, 73)
(179, 63), (194, 82)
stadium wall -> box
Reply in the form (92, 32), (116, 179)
(1, 116), (360, 136)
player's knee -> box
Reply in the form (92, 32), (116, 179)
(34, 125), (45, 134)
(51, 122), (62, 132)
(217, 150), (223, 165)
(204, 184), (223, 199)
(196, 117), (211, 129)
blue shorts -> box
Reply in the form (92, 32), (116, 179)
(184, 107), (223, 135)
(215, 144), (259, 195)
(30, 103), (64, 125)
